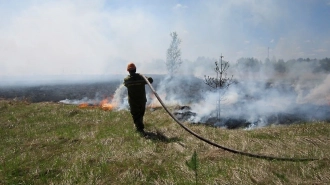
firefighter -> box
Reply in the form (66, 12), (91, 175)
(123, 63), (153, 135)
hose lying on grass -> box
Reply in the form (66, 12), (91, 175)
(141, 74), (318, 162)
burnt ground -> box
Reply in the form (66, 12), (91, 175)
(0, 81), (121, 103)
(0, 74), (166, 103)
(173, 104), (330, 129)
(0, 74), (203, 103)
(1, 75), (329, 129)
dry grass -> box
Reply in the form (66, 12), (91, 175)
(0, 99), (329, 184)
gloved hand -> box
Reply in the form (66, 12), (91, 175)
(148, 77), (153, 84)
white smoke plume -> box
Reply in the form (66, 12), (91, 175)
(111, 84), (129, 110)
(298, 74), (330, 105)
(147, 58), (330, 128)
(54, 57), (330, 129)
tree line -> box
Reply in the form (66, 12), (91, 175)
(234, 57), (330, 74)
(165, 31), (330, 77)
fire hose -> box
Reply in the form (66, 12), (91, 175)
(141, 74), (318, 161)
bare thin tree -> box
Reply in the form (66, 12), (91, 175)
(166, 32), (182, 76)
(204, 54), (233, 120)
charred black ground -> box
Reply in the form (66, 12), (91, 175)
(173, 104), (330, 129)
(1, 74), (329, 129)
(0, 75), (164, 103)
(0, 82), (120, 103)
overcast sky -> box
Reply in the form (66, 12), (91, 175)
(1, 0), (330, 76)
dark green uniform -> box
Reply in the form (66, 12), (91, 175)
(124, 73), (153, 132)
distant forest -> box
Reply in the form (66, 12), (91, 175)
(180, 57), (330, 78)
(233, 57), (330, 74)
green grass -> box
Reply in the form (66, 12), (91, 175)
(0, 99), (329, 184)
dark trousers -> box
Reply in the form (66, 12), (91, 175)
(129, 103), (146, 131)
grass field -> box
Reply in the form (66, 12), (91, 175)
(0, 99), (329, 184)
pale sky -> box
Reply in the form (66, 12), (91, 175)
(0, 0), (330, 76)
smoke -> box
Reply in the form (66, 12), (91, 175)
(144, 58), (330, 128)
(1, 0), (329, 81)
(0, 0), (169, 78)
(2, 1), (328, 128)
(298, 74), (330, 105)
(110, 84), (129, 110)
(55, 56), (330, 129)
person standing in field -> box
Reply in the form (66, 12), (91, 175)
(123, 63), (153, 135)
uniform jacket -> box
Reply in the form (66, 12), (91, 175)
(123, 73), (153, 105)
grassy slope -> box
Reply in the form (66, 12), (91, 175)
(0, 99), (329, 185)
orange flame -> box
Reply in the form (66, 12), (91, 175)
(78, 97), (116, 111)
(101, 103), (114, 111)
(78, 103), (89, 108)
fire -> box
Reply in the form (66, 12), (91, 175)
(78, 97), (116, 111)
(99, 98), (116, 111)
(101, 103), (114, 111)
(78, 103), (89, 108)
